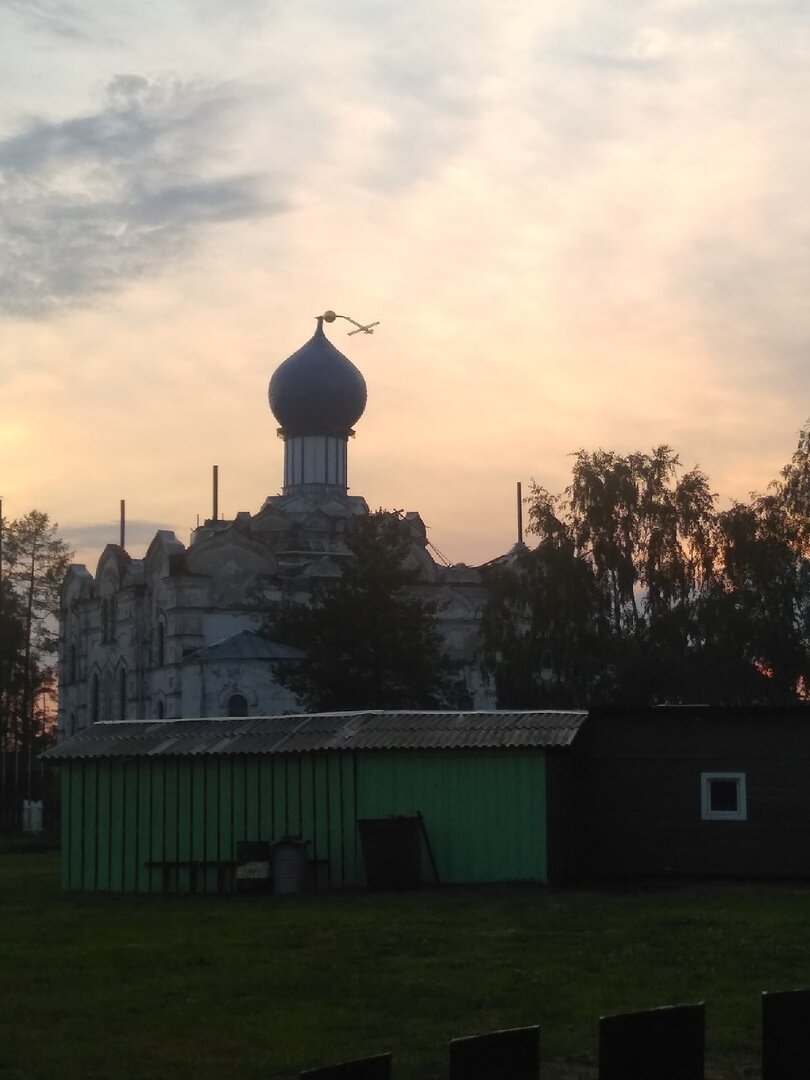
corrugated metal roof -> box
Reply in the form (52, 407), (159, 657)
(43, 710), (587, 761)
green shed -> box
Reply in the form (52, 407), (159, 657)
(43, 710), (586, 894)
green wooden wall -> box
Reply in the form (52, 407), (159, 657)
(60, 749), (547, 893)
(356, 751), (547, 883)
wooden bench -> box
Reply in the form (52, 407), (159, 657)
(146, 854), (330, 893)
(145, 859), (236, 893)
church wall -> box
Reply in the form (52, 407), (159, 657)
(58, 544), (303, 726)
(180, 659), (299, 718)
(59, 537), (497, 727)
(60, 577), (144, 732)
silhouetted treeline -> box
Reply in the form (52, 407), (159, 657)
(481, 425), (810, 707)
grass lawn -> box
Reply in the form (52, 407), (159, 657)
(1, 849), (809, 1079)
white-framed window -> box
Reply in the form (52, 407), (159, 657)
(701, 772), (747, 821)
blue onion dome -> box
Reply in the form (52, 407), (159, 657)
(269, 318), (368, 437)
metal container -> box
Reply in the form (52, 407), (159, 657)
(272, 838), (308, 895)
(22, 800), (43, 834)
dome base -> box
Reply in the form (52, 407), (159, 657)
(283, 433), (349, 494)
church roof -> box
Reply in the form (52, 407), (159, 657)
(185, 629), (304, 663)
(44, 710), (587, 760)
(268, 318), (367, 437)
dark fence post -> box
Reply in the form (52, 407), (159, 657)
(599, 1003), (704, 1080)
(762, 988), (810, 1080)
(449, 1024), (540, 1080)
(299, 1052), (392, 1079)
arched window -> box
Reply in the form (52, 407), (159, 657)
(155, 699), (165, 720)
(69, 713), (77, 736)
(91, 674), (100, 724)
(156, 622), (166, 667)
(227, 693), (248, 718)
(69, 643), (77, 684)
(102, 671), (113, 722)
(100, 600), (109, 643)
(118, 668), (127, 721)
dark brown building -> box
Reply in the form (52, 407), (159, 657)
(568, 706), (810, 882)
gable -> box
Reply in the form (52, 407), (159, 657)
(186, 530), (278, 578)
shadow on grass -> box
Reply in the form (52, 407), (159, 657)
(0, 854), (800, 1079)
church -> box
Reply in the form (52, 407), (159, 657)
(57, 316), (500, 733)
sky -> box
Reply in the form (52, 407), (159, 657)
(1, 0), (809, 571)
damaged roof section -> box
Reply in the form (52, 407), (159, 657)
(43, 710), (588, 760)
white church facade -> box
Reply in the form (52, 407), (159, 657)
(57, 317), (498, 734)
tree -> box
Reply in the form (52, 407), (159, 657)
(0, 510), (72, 796)
(480, 535), (609, 708)
(775, 419), (810, 554)
(482, 429), (810, 707)
(0, 581), (27, 736)
(696, 496), (810, 703)
(544, 446), (717, 637)
(269, 511), (466, 711)
(518, 447), (718, 704)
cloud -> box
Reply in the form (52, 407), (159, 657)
(1, 0), (99, 41)
(372, 42), (491, 190)
(676, 230), (810, 395)
(60, 519), (173, 552)
(0, 75), (281, 318)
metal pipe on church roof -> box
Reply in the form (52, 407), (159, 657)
(517, 481), (523, 545)
(120, 499), (126, 549)
(213, 465), (219, 521)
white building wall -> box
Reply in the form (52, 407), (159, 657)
(181, 660), (299, 718)
(59, 497), (496, 732)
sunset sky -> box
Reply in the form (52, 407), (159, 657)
(2, 1), (808, 571)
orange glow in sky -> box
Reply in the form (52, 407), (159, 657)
(1, 3), (808, 572)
